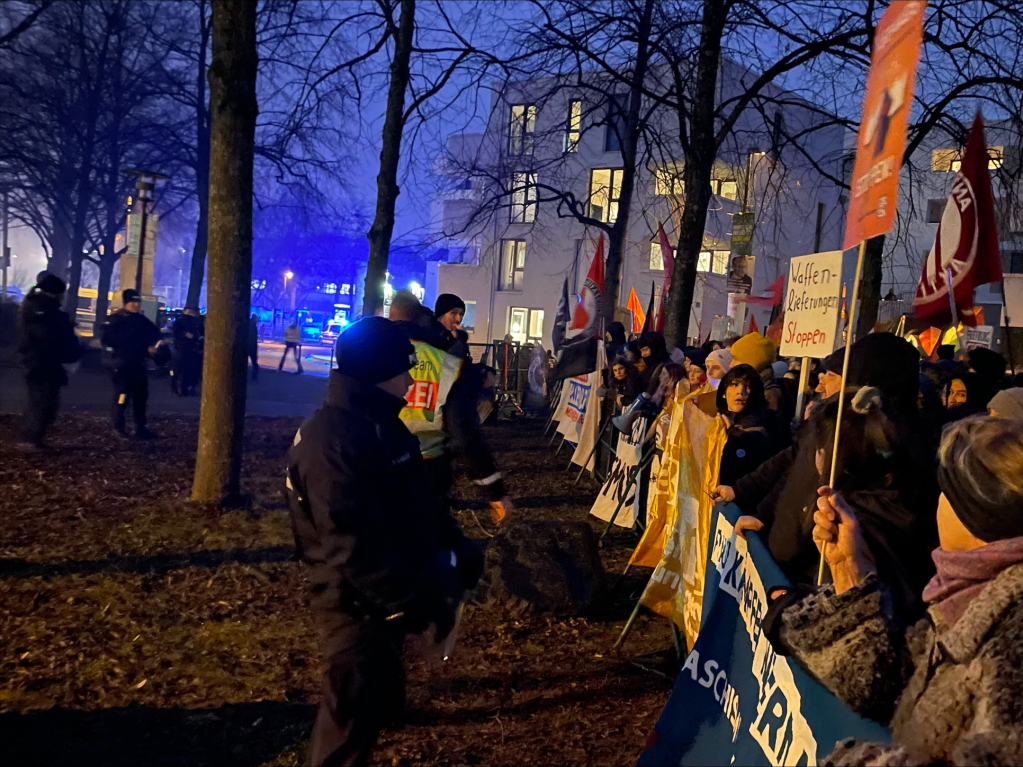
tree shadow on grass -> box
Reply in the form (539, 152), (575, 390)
(0, 701), (316, 767)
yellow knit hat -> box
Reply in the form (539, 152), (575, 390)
(730, 332), (778, 372)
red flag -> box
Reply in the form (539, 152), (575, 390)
(744, 275), (784, 307)
(641, 282), (657, 334)
(655, 222), (674, 331)
(766, 310), (784, 345)
(569, 236), (606, 336)
(749, 315), (760, 335)
(914, 112), (1003, 326)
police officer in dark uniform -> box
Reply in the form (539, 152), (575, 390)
(286, 316), (482, 767)
(102, 289), (163, 439)
(172, 306), (204, 396)
(17, 274), (80, 449)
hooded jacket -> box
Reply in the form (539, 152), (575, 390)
(18, 291), (80, 384)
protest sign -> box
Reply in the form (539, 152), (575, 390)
(556, 373), (591, 444)
(843, 1), (925, 250)
(780, 251), (844, 358)
(638, 504), (891, 766)
(964, 325), (993, 350)
(589, 416), (644, 528)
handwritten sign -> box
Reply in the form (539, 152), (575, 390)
(780, 251), (844, 358)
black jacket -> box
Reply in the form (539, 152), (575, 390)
(718, 408), (778, 487)
(102, 309), (161, 369)
(606, 368), (643, 412)
(172, 314), (204, 355)
(286, 371), (481, 635)
(18, 291), (80, 384)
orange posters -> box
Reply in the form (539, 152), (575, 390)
(843, 0), (926, 250)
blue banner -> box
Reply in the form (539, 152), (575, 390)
(638, 503), (890, 766)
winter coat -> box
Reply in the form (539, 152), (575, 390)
(606, 369), (643, 412)
(773, 565), (1023, 766)
(286, 371), (482, 639)
(18, 291), (80, 385)
(172, 314), (203, 355)
(101, 309), (161, 370)
(718, 408), (779, 487)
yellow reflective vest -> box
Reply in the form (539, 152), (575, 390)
(400, 340), (463, 459)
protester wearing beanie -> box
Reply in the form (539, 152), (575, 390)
(434, 293), (466, 337)
(287, 315), (481, 767)
(17, 272), (80, 449)
(772, 416), (1023, 766)
(967, 347), (1008, 392)
(988, 387), (1023, 418)
(730, 332), (777, 373)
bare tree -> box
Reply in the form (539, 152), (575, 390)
(191, 0), (258, 505)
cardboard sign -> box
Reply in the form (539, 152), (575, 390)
(965, 325), (993, 350)
(780, 251), (844, 358)
(843, 1), (925, 250)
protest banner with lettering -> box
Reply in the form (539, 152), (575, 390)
(571, 343), (606, 470)
(780, 251), (844, 358)
(589, 416), (644, 528)
(964, 325), (993, 350)
(638, 504), (891, 767)
(843, 1), (925, 250)
(556, 373), (592, 444)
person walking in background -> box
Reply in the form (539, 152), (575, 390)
(435, 293), (469, 358)
(171, 306), (203, 396)
(17, 274), (80, 450)
(279, 320), (304, 374)
(102, 289), (162, 440)
(248, 313), (260, 382)
(286, 317), (481, 766)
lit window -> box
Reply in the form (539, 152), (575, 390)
(462, 300), (477, 330)
(509, 104), (536, 155)
(712, 251), (729, 274)
(654, 166), (683, 196)
(321, 282), (338, 294)
(499, 239), (526, 291)
(697, 252), (711, 273)
(508, 307), (544, 343)
(589, 168), (623, 223)
(717, 180), (738, 200)
(932, 146), (1003, 172)
(528, 309), (544, 340)
(650, 240), (664, 271)
(565, 99), (582, 152)
(510, 172), (537, 223)
(251, 279), (266, 290)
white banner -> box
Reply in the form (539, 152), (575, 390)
(556, 375), (591, 444)
(589, 416), (645, 528)
(571, 343), (605, 469)
(780, 250), (844, 358)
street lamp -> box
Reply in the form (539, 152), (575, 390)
(124, 168), (170, 293)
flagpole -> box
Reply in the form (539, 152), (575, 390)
(1001, 283), (1017, 374)
(818, 239), (866, 586)
(945, 266), (965, 357)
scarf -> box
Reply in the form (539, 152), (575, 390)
(922, 536), (1023, 626)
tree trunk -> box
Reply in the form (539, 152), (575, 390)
(361, 0), (414, 317)
(186, 1), (212, 309)
(600, 0), (654, 323)
(192, 0), (258, 505)
(94, 241), (116, 336)
(855, 234), (885, 339)
(665, 0), (726, 349)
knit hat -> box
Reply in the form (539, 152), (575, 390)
(435, 293), (466, 318)
(686, 348), (708, 372)
(335, 316), (417, 384)
(968, 347), (1008, 386)
(36, 274), (66, 295)
(122, 288), (141, 304)
(772, 360), (789, 379)
(729, 332), (777, 372)
(705, 348), (733, 374)
(988, 388), (1023, 419)
(823, 333), (920, 413)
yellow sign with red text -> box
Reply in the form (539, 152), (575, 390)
(843, 1), (926, 250)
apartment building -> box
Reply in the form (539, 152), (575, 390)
(425, 61), (849, 347)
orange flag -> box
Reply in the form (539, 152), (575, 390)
(626, 287), (645, 333)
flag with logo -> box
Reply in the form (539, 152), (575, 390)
(552, 277), (572, 353)
(914, 112), (1004, 326)
(555, 237), (605, 379)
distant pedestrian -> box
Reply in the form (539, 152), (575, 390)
(249, 313), (260, 381)
(17, 274), (80, 449)
(278, 321), (304, 374)
(102, 289), (163, 439)
(172, 306), (203, 396)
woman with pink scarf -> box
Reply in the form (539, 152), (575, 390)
(769, 415), (1023, 766)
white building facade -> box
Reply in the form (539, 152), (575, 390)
(427, 63), (850, 348)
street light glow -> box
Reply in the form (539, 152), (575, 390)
(284, 271), (294, 279)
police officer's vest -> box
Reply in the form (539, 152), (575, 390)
(400, 340), (463, 459)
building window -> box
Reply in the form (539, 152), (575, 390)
(321, 282), (338, 294)
(462, 300), (477, 330)
(927, 199), (945, 223)
(499, 239), (526, 291)
(696, 250), (729, 274)
(713, 179), (739, 201)
(589, 168), (623, 223)
(604, 93), (628, 152)
(932, 146), (1003, 172)
(650, 240), (664, 271)
(509, 104), (536, 155)
(509, 172), (537, 223)
(654, 166), (684, 196)
(508, 307), (544, 344)
(1009, 251), (1023, 274)
(565, 99), (582, 152)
